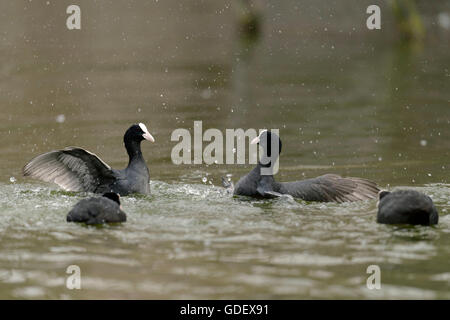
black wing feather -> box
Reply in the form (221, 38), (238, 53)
(23, 147), (116, 192)
(280, 174), (379, 203)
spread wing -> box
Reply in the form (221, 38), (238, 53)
(281, 174), (380, 203)
(23, 147), (116, 192)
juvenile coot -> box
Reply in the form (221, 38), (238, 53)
(23, 123), (154, 196)
(377, 190), (439, 225)
(231, 130), (379, 202)
(67, 192), (126, 225)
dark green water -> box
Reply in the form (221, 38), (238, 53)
(0, 1), (449, 299)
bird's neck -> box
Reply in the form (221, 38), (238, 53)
(257, 154), (279, 175)
(253, 163), (276, 179)
(252, 145), (282, 194)
(125, 140), (144, 165)
(252, 163), (280, 193)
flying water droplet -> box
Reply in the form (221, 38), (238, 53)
(55, 114), (65, 123)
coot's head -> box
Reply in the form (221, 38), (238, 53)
(378, 190), (391, 200)
(124, 123), (155, 143)
(102, 192), (121, 206)
(251, 130), (282, 158)
(377, 190), (390, 207)
(377, 189), (439, 226)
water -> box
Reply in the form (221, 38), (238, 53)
(0, 1), (449, 299)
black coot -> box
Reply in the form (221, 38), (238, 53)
(231, 130), (379, 202)
(377, 190), (438, 225)
(23, 123), (154, 196)
(67, 192), (126, 225)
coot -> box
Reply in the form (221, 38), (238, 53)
(377, 190), (438, 225)
(67, 192), (126, 225)
(23, 123), (154, 196)
(232, 130), (379, 202)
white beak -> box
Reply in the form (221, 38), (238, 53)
(251, 130), (267, 145)
(250, 136), (260, 145)
(142, 132), (155, 142)
(139, 123), (155, 142)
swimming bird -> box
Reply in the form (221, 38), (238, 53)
(23, 123), (154, 196)
(230, 130), (379, 202)
(67, 192), (126, 225)
(377, 190), (438, 225)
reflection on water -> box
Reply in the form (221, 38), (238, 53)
(0, 1), (449, 299)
